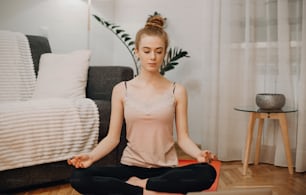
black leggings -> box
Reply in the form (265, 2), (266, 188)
(69, 163), (216, 195)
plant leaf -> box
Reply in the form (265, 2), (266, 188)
(163, 66), (174, 71)
(93, 15), (101, 22)
(124, 37), (131, 41)
(115, 29), (124, 34)
(121, 34), (129, 38)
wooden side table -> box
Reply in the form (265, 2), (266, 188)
(234, 106), (297, 175)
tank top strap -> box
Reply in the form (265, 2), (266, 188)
(172, 82), (176, 94)
(124, 81), (128, 97)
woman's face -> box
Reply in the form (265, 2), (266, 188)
(135, 34), (166, 73)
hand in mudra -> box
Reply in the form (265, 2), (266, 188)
(67, 154), (93, 168)
(197, 150), (218, 163)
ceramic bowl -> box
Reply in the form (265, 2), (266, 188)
(255, 93), (286, 110)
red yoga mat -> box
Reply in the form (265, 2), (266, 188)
(178, 159), (221, 192)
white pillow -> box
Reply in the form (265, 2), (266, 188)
(32, 50), (91, 99)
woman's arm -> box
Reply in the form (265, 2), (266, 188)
(68, 82), (125, 168)
(88, 82), (125, 162)
(174, 84), (216, 162)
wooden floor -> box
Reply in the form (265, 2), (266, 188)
(16, 161), (305, 195)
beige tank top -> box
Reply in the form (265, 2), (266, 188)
(120, 81), (178, 168)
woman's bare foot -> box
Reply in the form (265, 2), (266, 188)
(126, 177), (185, 195)
(126, 176), (147, 188)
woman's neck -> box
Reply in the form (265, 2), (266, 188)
(137, 70), (164, 84)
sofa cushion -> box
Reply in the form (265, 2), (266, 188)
(86, 66), (134, 101)
(32, 50), (91, 99)
(26, 35), (52, 76)
(93, 99), (111, 141)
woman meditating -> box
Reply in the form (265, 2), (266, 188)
(68, 14), (217, 195)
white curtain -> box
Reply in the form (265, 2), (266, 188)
(203, 0), (305, 172)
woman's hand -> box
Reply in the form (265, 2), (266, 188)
(196, 150), (218, 163)
(67, 154), (94, 168)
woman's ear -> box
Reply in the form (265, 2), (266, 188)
(134, 48), (140, 60)
(134, 48), (139, 56)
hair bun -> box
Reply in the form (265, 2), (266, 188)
(145, 15), (165, 29)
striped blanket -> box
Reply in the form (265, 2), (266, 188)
(0, 98), (99, 171)
(0, 30), (36, 101)
(0, 31), (99, 171)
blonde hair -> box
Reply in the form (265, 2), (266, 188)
(135, 15), (169, 50)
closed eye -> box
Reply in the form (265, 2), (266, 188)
(142, 47), (164, 54)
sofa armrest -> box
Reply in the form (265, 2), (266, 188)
(86, 66), (134, 101)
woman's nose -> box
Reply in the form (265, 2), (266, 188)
(150, 51), (156, 59)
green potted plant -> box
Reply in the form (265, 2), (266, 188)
(93, 12), (189, 75)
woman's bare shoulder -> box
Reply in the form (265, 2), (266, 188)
(113, 81), (126, 90)
(173, 82), (187, 95)
(112, 81), (127, 98)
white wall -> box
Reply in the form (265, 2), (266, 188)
(0, 0), (89, 53)
(88, 0), (116, 66)
(0, 0), (214, 146)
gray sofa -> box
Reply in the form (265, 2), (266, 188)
(0, 35), (133, 193)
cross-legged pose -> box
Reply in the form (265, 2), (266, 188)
(68, 14), (217, 195)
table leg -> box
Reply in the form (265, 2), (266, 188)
(243, 112), (256, 175)
(255, 118), (264, 165)
(278, 113), (294, 174)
